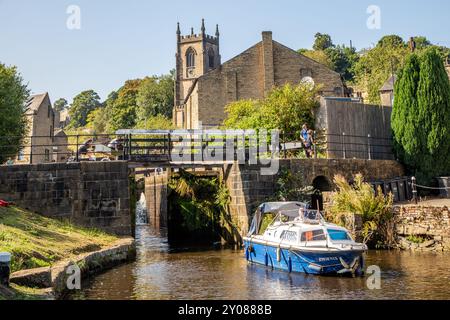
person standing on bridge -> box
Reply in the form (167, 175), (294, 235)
(300, 124), (310, 158)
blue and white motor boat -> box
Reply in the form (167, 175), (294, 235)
(243, 202), (367, 276)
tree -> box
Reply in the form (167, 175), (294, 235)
(86, 107), (108, 133)
(223, 99), (260, 129)
(298, 49), (334, 69)
(416, 48), (450, 182)
(135, 114), (174, 130)
(377, 35), (405, 48)
(325, 45), (359, 81)
(136, 72), (174, 121)
(354, 40), (408, 104)
(313, 33), (333, 51)
(223, 83), (320, 140)
(108, 79), (142, 130)
(391, 54), (421, 168)
(53, 98), (68, 112)
(300, 34), (359, 82)
(392, 48), (450, 183)
(0, 63), (29, 163)
(413, 36), (432, 50)
(68, 90), (101, 128)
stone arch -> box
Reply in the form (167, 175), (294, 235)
(312, 175), (332, 192)
(311, 175), (332, 211)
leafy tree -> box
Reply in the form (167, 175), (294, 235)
(53, 98), (68, 112)
(136, 72), (174, 120)
(325, 45), (359, 81)
(135, 114), (174, 130)
(298, 49), (334, 69)
(223, 83), (320, 140)
(377, 35), (405, 48)
(68, 90), (101, 128)
(108, 79), (142, 130)
(313, 33), (333, 51)
(86, 107), (108, 133)
(300, 34), (359, 82)
(413, 36), (432, 50)
(223, 99), (260, 129)
(0, 63), (29, 163)
(354, 41), (408, 104)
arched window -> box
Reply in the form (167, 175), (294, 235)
(208, 48), (215, 68)
(186, 47), (196, 68)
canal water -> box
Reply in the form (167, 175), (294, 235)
(71, 225), (450, 300)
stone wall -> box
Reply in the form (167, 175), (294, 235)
(180, 32), (344, 129)
(394, 205), (450, 251)
(224, 159), (405, 237)
(0, 162), (132, 236)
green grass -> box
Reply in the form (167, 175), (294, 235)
(0, 206), (118, 273)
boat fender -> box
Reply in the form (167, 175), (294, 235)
(276, 247), (281, 262)
(288, 257), (293, 273)
(264, 252), (269, 266)
(245, 247), (249, 261)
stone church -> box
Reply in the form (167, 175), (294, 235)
(173, 20), (344, 129)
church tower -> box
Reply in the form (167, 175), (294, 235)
(174, 20), (221, 122)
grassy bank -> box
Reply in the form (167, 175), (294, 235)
(0, 206), (118, 273)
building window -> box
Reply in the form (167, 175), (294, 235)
(44, 149), (50, 162)
(186, 47), (196, 68)
(301, 68), (312, 78)
(208, 48), (215, 68)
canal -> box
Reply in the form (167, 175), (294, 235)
(71, 225), (450, 300)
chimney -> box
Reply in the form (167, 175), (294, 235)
(262, 31), (274, 95)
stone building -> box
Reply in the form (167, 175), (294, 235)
(379, 75), (396, 107)
(17, 92), (55, 164)
(53, 129), (70, 162)
(173, 21), (345, 129)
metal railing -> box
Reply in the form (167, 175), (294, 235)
(0, 130), (394, 164)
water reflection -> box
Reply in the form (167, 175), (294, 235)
(72, 226), (450, 300)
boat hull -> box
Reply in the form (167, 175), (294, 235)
(243, 239), (365, 276)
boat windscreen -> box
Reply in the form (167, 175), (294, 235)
(247, 202), (309, 236)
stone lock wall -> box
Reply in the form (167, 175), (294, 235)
(0, 162), (132, 236)
(224, 159), (405, 238)
(394, 205), (450, 251)
(144, 172), (169, 229)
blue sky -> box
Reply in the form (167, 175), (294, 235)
(1, 0), (449, 103)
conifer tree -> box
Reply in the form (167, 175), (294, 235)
(416, 48), (450, 183)
(393, 48), (450, 183)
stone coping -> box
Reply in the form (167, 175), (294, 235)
(9, 237), (136, 299)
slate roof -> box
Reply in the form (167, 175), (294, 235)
(25, 93), (48, 113)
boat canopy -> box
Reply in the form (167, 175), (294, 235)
(247, 202), (308, 236)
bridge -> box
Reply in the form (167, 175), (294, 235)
(0, 130), (405, 242)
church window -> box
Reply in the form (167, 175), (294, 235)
(186, 48), (196, 68)
(208, 48), (215, 68)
